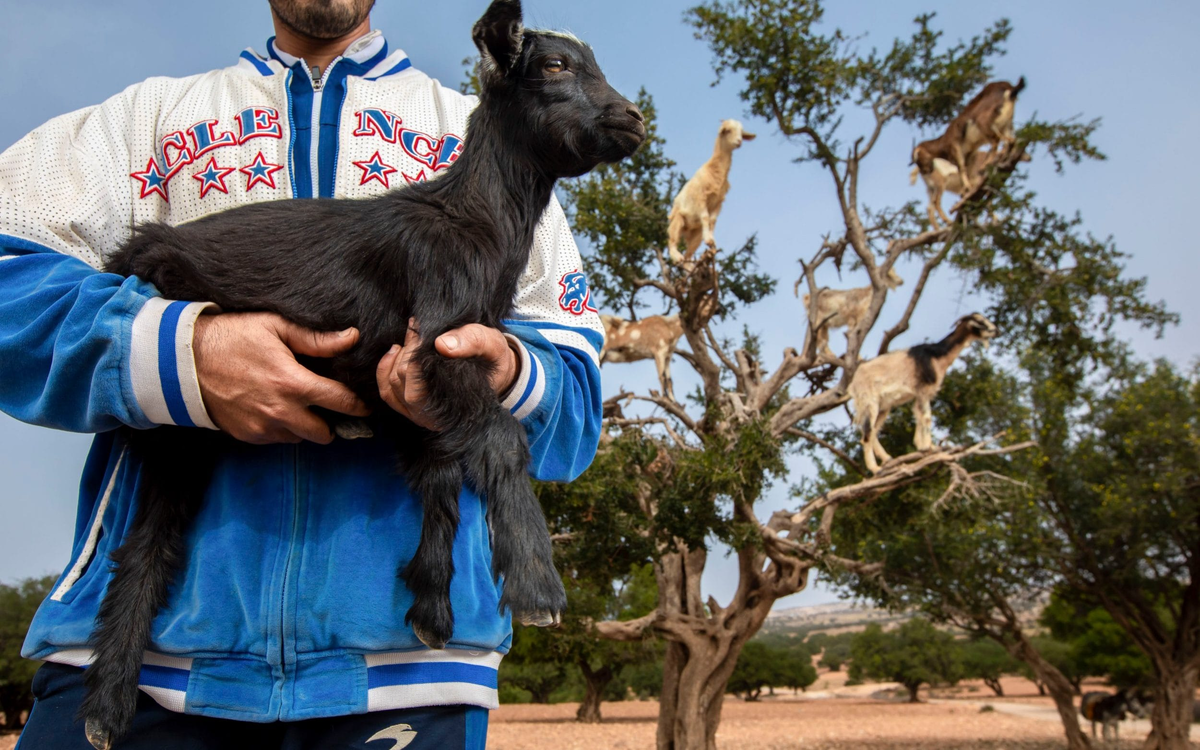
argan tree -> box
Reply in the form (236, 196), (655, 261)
(550, 2), (1097, 746)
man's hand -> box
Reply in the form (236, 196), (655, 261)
(376, 323), (519, 430)
(193, 312), (370, 444)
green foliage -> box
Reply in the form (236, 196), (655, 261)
(686, 0), (1011, 162)
(0, 575), (54, 728)
(818, 641), (851, 672)
(1040, 593), (1154, 690)
(727, 641), (817, 699)
(849, 620), (962, 701)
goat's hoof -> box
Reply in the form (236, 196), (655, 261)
(412, 623), (448, 650)
(85, 718), (113, 750)
(516, 609), (562, 628)
(334, 420), (374, 440)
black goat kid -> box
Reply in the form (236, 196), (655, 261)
(81, 2), (646, 747)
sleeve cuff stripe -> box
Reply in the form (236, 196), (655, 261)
(538, 329), (601, 367)
(512, 352), (545, 422)
(157, 302), (197, 428)
(500, 336), (533, 412)
(132, 299), (218, 429)
(502, 319), (605, 354)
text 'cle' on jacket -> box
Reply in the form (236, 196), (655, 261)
(0, 30), (605, 722)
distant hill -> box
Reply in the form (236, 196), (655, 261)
(762, 601), (904, 637)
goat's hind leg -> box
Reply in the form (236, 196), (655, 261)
(462, 405), (566, 627)
(81, 427), (217, 749)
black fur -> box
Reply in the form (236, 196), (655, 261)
(80, 2), (645, 745)
(905, 314), (996, 385)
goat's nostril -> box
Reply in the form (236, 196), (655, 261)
(626, 105), (645, 123)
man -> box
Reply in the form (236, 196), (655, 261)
(0, 1), (604, 747)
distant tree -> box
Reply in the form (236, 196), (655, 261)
(728, 642), (817, 700)
(849, 620), (962, 702)
(819, 642), (852, 672)
(0, 575), (55, 729)
(958, 638), (1022, 696)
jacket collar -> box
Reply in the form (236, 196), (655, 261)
(239, 30), (411, 79)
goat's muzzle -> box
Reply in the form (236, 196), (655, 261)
(602, 103), (647, 155)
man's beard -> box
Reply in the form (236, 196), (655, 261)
(269, 0), (376, 40)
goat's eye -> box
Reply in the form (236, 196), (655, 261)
(544, 58), (565, 74)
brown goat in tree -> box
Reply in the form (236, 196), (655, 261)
(666, 119), (755, 265)
(600, 314), (684, 399)
(910, 148), (1032, 228)
(849, 313), (998, 473)
(912, 77), (1025, 196)
(800, 267), (905, 361)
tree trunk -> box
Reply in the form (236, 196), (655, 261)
(1142, 663), (1199, 750)
(906, 682), (921, 703)
(984, 677), (1004, 697)
(1036, 681), (1047, 697)
(576, 662), (614, 723)
(1004, 632), (1092, 750)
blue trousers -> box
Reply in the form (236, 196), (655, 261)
(17, 663), (488, 749)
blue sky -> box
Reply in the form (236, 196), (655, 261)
(1, 0), (1197, 612)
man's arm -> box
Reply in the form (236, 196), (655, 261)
(0, 90), (367, 439)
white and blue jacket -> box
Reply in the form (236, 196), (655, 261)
(0, 31), (605, 721)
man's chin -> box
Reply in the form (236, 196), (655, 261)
(269, 0), (375, 40)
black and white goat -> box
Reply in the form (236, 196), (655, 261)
(1081, 690), (1150, 742)
(848, 313), (998, 473)
(82, 2), (645, 747)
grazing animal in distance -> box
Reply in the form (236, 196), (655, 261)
(912, 77), (1026, 196)
(848, 313), (998, 474)
(599, 313), (685, 399)
(1081, 690), (1149, 742)
(910, 149), (1032, 229)
(667, 119), (755, 265)
(80, 2), (646, 747)
(800, 268), (904, 360)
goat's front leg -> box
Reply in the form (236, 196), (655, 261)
(912, 398), (934, 451)
(700, 208), (717, 250)
(870, 408), (894, 468)
(667, 213), (688, 265)
(655, 347), (675, 401)
(399, 434), (461, 650)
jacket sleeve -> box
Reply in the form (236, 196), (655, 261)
(0, 91), (217, 433)
(501, 194), (605, 482)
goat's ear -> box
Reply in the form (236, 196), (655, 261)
(473, 0), (525, 80)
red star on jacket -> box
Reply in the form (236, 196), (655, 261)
(192, 157), (236, 198)
(130, 158), (169, 201)
(353, 151), (398, 188)
(239, 152), (284, 192)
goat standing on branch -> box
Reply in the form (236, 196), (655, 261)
(850, 313), (998, 473)
(81, 2), (646, 746)
(911, 149), (1033, 229)
(800, 268), (904, 361)
(666, 119), (755, 265)
(912, 77), (1026, 197)
(600, 314), (685, 399)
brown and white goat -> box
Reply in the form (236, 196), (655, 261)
(600, 314), (685, 399)
(801, 268), (904, 360)
(912, 77), (1025, 196)
(667, 119), (755, 265)
(848, 313), (998, 473)
(910, 149), (1032, 228)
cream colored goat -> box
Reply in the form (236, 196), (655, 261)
(600, 314), (685, 399)
(849, 313), (998, 473)
(666, 120), (755, 265)
(910, 150), (1031, 228)
(801, 268), (904, 360)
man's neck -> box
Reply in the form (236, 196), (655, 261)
(271, 13), (372, 74)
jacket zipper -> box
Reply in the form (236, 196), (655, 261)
(306, 60), (339, 198)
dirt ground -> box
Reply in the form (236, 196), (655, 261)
(3, 677), (1196, 749)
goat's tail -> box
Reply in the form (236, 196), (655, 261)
(80, 427), (219, 749)
(1010, 76), (1026, 99)
(909, 166), (920, 186)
